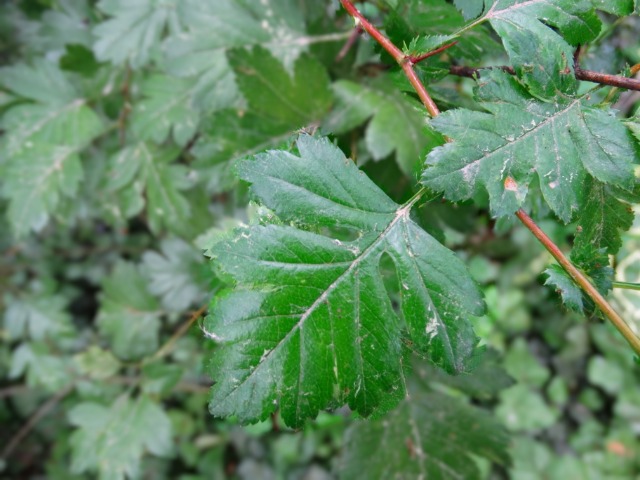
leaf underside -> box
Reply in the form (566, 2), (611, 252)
(205, 136), (484, 427)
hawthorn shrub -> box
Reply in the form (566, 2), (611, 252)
(1, 0), (640, 478)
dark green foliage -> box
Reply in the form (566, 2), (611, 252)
(205, 136), (483, 427)
(1, 0), (639, 478)
(422, 70), (636, 223)
(341, 391), (510, 479)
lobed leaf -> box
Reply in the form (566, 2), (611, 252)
(194, 47), (332, 192)
(32, 1), (93, 52)
(162, 0), (307, 110)
(0, 60), (103, 235)
(10, 343), (72, 392)
(544, 265), (585, 312)
(574, 179), (635, 255)
(544, 245), (613, 314)
(69, 395), (172, 480)
(141, 237), (210, 312)
(0, 60), (103, 154)
(4, 294), (71, 341)
(422, 71), (636, 222)
(104, 143), (193, 234)
(544, 180), (633, 313)
(93, 0), (179, 69)
(97, 262), (162, 360)
(3, 145), (84, 236)
(340, 391), (510, 480)
(205, 136), (484, 427)
(484, 0), (601, 98)
(324, 78), (444, 177)
(130, 74), (200, 147)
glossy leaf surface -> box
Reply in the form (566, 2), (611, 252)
(205, 136), (484, 427)
(422, 71), (636, 222)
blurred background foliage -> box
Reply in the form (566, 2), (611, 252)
(0, 0), (639, 478)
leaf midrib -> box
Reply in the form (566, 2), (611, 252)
(431, 98), (581, 181)
(215, 200), (419, 403)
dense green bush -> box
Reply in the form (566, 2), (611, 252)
(1, 0), (640, 478)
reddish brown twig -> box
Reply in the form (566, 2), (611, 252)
(1, 384), (74, 462)
(336, 26), (363, 62)
(408, 41), (458, 64)
(516, 210), (640, 355)
(148, 304), (208, 363)
(339, 0), (640, 356)
(117, 64), (132, 146)
(340, 0), (440, 117)
(449, 64), (640, 91)
(449, 65), (514, 78)
(575, 67), (640, 91)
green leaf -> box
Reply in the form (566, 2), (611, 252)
(97, 262), (162, 360)
(544, 265), (585, 312)
(324, 78), (444, 177)
(422, 71), (636, 222)
(0, 60), (103, 154)
(484, 0), (601, 98)
(141, 237), (209, 312)
(496, 384), (559, 432)
(415, 349), (514, 399)
(591, 0), (634, 16)
(4, 294), (71, 341)
(74, 346), (121, 380)
(193, 110), (296, 193)
(105, 143), (193, 234)
(571, 244), (613, 296)
(0, 60), (103, 235)
(503, 338), (550, 387)
(587, 355), (626, 394)
(574, 179), (635, 255)
(2, 145), (84, 236)
(162, 0), (308, 110)
(30, 1), (93, 53)
(228, 47), (331, 127)
(205, 136), (484, 427)
(141, 363), (183, 395)
(194, 47), (332, 192)
(403, 34), (456, 58)
(341, 392), (510, 479)
(545, 245), (613, 313)
(10, 343), (72, 392)
(385, 0), (501, 61)
(60, 44), (102, 77)
(93, 0), (179, 69)
(543, 179), (625, 314)
(130, 74), (200, 147)
(454, 0), (485, 19)
(69, 395), (172, 480)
